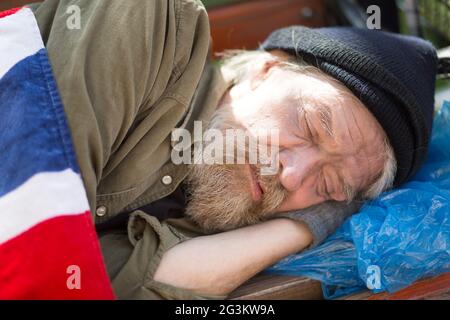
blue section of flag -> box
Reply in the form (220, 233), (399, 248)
(0, 49), (79, 197)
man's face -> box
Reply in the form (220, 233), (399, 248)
(186, 51), (388, 232)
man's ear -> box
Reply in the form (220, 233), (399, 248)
(249, 58), (281, 90)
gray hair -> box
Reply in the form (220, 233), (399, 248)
(219, 50), (397, 201)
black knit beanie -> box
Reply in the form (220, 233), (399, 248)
(261, 26), (438, 187)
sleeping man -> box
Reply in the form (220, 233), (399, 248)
(28, 0), (437, 299)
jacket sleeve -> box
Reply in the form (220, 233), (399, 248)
(99, 211), (226, 300)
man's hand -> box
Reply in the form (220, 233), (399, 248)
(153, 218), (313, 297)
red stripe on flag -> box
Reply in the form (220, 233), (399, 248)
(0, 211), (115, 300)
(0, 7), (22, 19)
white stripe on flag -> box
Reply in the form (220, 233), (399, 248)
(0, 7), (44, 79)
(0, 169), (90, 244)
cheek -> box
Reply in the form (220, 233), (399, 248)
(276, 183), (325, 212)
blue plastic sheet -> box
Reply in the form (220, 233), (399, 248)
(267, 100), (450, 299)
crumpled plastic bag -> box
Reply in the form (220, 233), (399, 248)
(266, 100), (450, 299)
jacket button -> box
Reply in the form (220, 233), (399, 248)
(162, 175), (173, 185)
(96, 205), (107, 217)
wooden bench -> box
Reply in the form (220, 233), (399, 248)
(207, 0), (326, 54)
(0, 0), (33, 11)
(229, 273), (450, 300)
(342, 273), (450, 300)
(229, 274), (323, 300)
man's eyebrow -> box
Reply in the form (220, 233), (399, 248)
(316, 104), (334, 138)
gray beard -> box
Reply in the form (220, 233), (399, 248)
(184, 102), (287, 232)
(185, 163), (287, 232)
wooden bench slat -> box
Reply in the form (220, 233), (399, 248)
(232, 273), (450, 300)
(229, 274), (323, 300)
(208, 0), (326, 54)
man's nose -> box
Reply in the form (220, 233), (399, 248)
(278, 147), (321, 192)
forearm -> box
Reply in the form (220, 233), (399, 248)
(153, 218), (313, 296)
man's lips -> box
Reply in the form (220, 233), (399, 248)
(246, 164), (263, 203)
